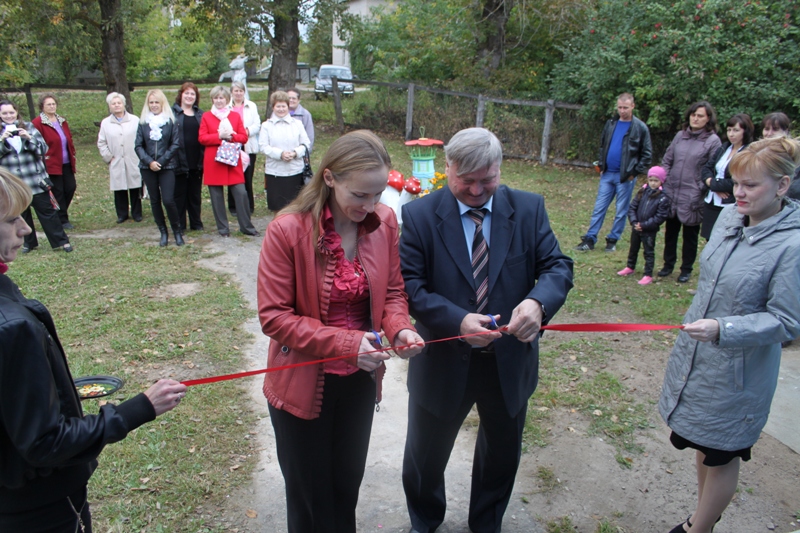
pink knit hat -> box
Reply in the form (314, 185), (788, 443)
(648, 166), (667, 183)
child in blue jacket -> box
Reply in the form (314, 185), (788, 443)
(617, 166), (671, 285)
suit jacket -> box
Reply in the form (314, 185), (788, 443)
(400, 185), (573, 419)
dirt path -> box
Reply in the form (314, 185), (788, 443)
(88, 221), (798, 533)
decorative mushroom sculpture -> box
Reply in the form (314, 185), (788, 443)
(404, 176), (422, 195)
(404, 128), (444, 192)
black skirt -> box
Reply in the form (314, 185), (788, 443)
(670, 431), (752, 466)
(266, 172), (304, 212)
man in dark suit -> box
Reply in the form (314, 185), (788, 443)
(399, 128), (574, 533)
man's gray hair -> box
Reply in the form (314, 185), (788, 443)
(444, 128), (503, 175)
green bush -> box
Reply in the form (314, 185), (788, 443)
(550, 0), (800, 130)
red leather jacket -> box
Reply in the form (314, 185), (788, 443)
(257, 203), (415, 419)
(32, 114), (77, 175)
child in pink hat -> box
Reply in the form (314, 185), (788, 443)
(617, 166), (670, 285)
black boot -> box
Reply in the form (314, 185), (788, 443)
(159, 227), (169, 247)
(174, 229), (185, 246)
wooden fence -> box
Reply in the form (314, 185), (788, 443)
(328, 77), (586, 166)
(0, 79), (220, 121)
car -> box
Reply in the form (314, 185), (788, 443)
(314, 65), (355, 99)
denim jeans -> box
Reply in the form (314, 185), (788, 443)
(583, 172), (637, 243)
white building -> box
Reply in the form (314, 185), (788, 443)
(332, 0), (394, 67)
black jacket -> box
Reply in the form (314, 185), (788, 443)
(0, 274), (155, 513)
(700, 142), (748, 205)
(134, 118), (181, 170)
(599, 115), (653, 183)
(628, 187), (670, 233)
(171, 103), (204, 174)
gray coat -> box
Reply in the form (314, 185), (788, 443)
(659, 201), (800, 450)
(662, 128), (722, 225)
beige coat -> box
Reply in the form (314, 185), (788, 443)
(97, 112), (142, 191)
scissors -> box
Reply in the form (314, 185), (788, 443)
(369, 329), (383, 350)
(486, 315), (510, 334)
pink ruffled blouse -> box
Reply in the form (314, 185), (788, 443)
(319, 204), (371, 375)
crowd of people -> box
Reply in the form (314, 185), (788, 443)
(5, 84), (317, 249)
(1, 83), (798, 533)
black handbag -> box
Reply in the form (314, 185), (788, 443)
(301, 145), (313, 185)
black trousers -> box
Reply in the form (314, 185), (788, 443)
(403, 352), (527, 533)
(626, 230), (657, 276)
(229, 153), (256, 214)
(701, 203), (725, 241)
(268, 371), (376, 533)
(113, 188), (142, 220)
(174, 169), (204, 231)
(662, 216), (700, 274)
(140, 168), (180, 232)
(23, 191), (70, 249)
(49, 164), (76, 225)
(0, 485), (92, 532)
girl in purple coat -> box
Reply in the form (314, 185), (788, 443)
(617, 166), (671, 285)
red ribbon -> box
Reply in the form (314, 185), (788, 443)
(180, 323), (683, 387)
(541, 323), (682, 332)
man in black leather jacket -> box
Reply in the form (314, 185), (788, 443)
(575, 93), (652, 252)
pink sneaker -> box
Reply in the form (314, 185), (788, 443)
(617, 267), (635, 276)
(638, 275), (653, 285)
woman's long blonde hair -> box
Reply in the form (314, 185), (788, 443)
(139, 89), (174, 123)
(279, 130), (391, 243)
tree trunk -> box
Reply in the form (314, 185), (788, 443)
(268, 0), (301, 96)
(477, 0), (512, 78)
(98, 0), (132, 112)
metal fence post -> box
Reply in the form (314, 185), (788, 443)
(540, 99), (555, 165)
(476, 95), (486, 128)
(405, 83), (415, 140)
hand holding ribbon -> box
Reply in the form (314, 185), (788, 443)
(392, 329), (425, 359)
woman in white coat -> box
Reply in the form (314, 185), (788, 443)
(258, 90), (310, 212)
(97, 92), (143, 223)
(228, 81), (260, 215)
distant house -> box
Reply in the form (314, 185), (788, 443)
(332, 0), (394, 68)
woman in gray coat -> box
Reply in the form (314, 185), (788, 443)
(659, 136), (800, 533)
(660, 101), (722, 283)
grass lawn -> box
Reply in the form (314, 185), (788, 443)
(5, 88), (694, 530)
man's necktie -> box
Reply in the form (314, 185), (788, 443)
(468, 208), (489, 313)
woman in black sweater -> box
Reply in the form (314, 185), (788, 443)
(700, 113), (754, 240)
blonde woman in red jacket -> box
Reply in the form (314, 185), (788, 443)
(31, 93), (77, 229)
(258, 130), (424, 533)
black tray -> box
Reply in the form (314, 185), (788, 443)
(74, 375), (124, 400)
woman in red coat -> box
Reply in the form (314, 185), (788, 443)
(198, 86), (258, 237)
(31, 93), (77, 229)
